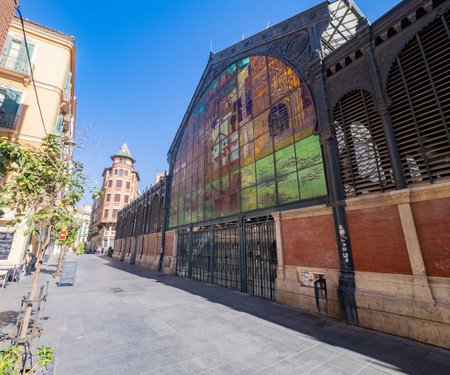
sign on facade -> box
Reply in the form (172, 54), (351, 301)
(0, 233), (14, 260)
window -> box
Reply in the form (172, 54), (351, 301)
(0, 88), (22, 130)
(104, 209), (109, 218)
(106, 194), (111, 202)
(0, 36), (34, 74)
(108, 180), (112, 187)
(119, 170), (123, 177)
(124, 195), (129, 203)
(125, 171), (128, 176)
(114, 169), (117, 175)
(113, 209), (118, 219)
(126, 181), (131, 189)
(114, 194), (120, 202)
(116, 180), (122, 188)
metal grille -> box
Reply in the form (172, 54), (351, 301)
(176, 230), (190, 278)
(149, 194), (160, 233)
(191, 228), (212, 283)
(333, 89), (395, 196)
(386, 12), (450, 184)
(214, 224), (241, 291)
(244, 219), (277, 299)
(176, 217), (277, 300)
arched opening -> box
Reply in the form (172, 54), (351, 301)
(386, 12), (450, 184)
(333, 89), (395, 196)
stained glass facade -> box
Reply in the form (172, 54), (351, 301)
(169, 55), (327, 228)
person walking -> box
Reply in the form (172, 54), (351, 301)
(25, 249), (37, 276)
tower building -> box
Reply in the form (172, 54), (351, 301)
(88, 144), (139, 250)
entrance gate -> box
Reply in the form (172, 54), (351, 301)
(176, 217), (277, 300)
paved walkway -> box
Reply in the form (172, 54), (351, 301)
(1, 254), (449, 375)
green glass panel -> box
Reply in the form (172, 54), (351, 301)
(257, 180), (277, 209)
(295, 135), (323, 170)
(241, 187), (257, 212)
(275, 144), (296, 176)
(241, 163), (256, 188)
(178, 196), (185, 225)
(277, 172), (299, 204)
(256, 155), (274, 184)
(222, 174), (229, 191)
(298, 164), (327, 200)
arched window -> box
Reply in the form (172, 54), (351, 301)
(386, 12), (450, 184)
(119, 170), (124, 177)
(333, 89), (395, 196)
(149, 194), (160, 233)
(157, 195), (165, 231)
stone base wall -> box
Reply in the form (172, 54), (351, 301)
(274, 182), (450, 349)
(113, 231), (176, 275)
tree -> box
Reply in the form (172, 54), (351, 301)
(0, 134), (85, 342)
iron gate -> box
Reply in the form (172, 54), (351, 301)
(176, 217), (277, 299)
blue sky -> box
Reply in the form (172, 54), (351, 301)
(18, 0), (402, 203)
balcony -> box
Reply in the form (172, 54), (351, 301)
(0, 52), (33, 76)
(0, 110), (22, 130)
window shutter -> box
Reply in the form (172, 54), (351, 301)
(55, 114), (64, 134)
(16, 41), (34, 73)
(1, 35), (12, 59)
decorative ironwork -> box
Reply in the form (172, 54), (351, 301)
(386, 12), (450, 184)
(333, 89), (396, 196)
(176, 216), (277, 300)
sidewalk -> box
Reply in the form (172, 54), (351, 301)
(1, 254), (449, 375)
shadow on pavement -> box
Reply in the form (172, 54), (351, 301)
(103, 257), (449, 375)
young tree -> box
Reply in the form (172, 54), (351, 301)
(0, 134), (85, 340)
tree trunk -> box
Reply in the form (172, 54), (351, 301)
(19, 223), (53, 340)
(55, 245), (65, 277)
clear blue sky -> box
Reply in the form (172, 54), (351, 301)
(18, 0), (402, 203)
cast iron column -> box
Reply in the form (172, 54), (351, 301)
(312, 60), (359, 324)
(158, 175), (172, 272)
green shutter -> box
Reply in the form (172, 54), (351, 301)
(2, 89), (21, 114)
(0, 89), (21, 129)
(55, 114), (64, 134)
(16, 41), (34, 73)
(0, 36), (12, 66)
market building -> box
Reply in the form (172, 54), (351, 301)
(115, 0), (450, 348)
(87, 144), (139, 251)
(0, 16), (76, 265)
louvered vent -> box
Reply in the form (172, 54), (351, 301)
(333, 89), (395, 196)
(386, 12), (450, 185)
(149, 194), (160, 233)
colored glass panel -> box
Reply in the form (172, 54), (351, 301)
(257, 180), (277, 209)
(277, 172), (300, 204)
(241, 187), (257, 212)
(169, 55), (324, 228)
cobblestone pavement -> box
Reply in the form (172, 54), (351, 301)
(1, 254), (449, 375)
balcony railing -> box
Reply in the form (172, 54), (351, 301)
(0, 111), (21, 130)
(0, 53), (32, 75)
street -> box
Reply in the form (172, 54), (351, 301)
(1, 254), (449, 375)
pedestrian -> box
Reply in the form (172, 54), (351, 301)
(25, 249), (37, 276)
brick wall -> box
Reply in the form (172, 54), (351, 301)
(164, 231), (174, 257)
(347, 206), (412, 275)
(281, 214), (339, 268)
(0, 0), (16, 51)
(412, 197), (450, 277)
